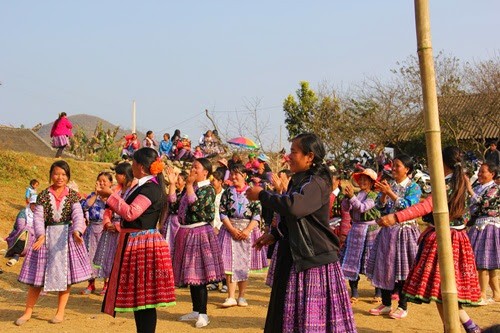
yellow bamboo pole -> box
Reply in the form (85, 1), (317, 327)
(413, 1), (461, 332)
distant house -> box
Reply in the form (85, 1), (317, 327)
(398, 93), (499, 145)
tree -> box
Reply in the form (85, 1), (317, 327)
(283, 81), (318, 139)
(69, 122), (120, 162)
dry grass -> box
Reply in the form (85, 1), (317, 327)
(0, 149), (112, 234)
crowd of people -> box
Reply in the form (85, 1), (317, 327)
(121, 129), (226, 162)
(2, 133), (500, 333)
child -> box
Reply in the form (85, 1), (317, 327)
(341, 168), (381, 304)
(329, 171), (351, 248)
(367, 154), (422, 319)
(98, 147), (176, 333)
(16, 160), (92, 325)
(248, 133), (356, 333)
(162, 169), (188, 250)
(206, 170), (226, 292)
(174, 158), (225, 328)
(193, 145), (204, 159)
(377, 146), (482, 333)
(80, 171), (113, 295)
(5, 196), (37, 267)
(93, 163), (137, 296)
(25, 179), (39, 204)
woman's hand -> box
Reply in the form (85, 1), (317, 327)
(377, 214), (397, 227)
(246, 186), (263, 201)
(238, 228), (251, 241)
(229, 228), (241, 241)
(104, 223), (116, 232)
(165, 166), (178, 185)
(186, 169), (197, 186)
(270, 173), (283, 193)
(32, 235), (46, 251)
(253, 233), (275, 250)
(73, 231), (84, 244)
(374, 180), (391, 194)
(343, 183), (354, 198)
(96, 182), (113, 199)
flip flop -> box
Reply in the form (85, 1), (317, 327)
(350, 297), (358, 304)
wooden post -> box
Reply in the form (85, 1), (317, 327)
(414, 1), (461, 332)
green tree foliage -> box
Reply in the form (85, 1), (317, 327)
(69, 122), (120, 162)
(283, 81), (318, 139)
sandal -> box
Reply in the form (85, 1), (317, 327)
(80, 285), (95, 295)
(6, 258), (18, 267)
(220, 285), (228, 293)
(350, 297), (358, 304)
(371, 296), (382, 304)
(206, 283), (218, 291)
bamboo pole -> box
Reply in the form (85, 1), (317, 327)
(414, 1), (461, 332)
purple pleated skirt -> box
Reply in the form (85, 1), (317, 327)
(250, 226), (269, 271)
(340, 222), (379, 281)
(366, 222), (420, 290)
(19, 228), (92, 287)
(93, 229), (119, 278)
(51, 135), (69, 148)
(283, 261), (357, 333)
(172, 224), (224, 286)
(468, 223), (500, 270)
(266, 242), (279, 287)
(83, 222), (104, 278)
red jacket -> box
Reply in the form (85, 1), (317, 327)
(50, 116), (73, 137)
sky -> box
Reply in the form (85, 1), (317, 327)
(1, 1), (499, 150)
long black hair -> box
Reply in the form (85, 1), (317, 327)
(442, 146), (467, 220)
(114, 162), (134, 185)
(133, 147), (166, 204)
(195, 157), (213, 178)
(292, 133), (332, 188)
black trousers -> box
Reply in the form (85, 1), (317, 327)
(133, 308), (157, 333)
(190, 284), (208, 314)
(381, 281), (407, 310)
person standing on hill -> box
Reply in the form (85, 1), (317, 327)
(50, 112), (73, 158)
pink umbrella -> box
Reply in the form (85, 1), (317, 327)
(227, 137), (259, 150)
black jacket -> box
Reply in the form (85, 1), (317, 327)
(259, 172), (340, 272)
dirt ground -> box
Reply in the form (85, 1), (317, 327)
(0, 251), (498, 333)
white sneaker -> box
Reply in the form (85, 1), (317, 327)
(237, 297), (248, 307)
(195, 314), (210, 328)
(179, 311), (199, 321)
(222, 297), (237, 307)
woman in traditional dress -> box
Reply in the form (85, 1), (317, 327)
(5, 195), (37, 267)
(98, 147), (175, 333)
(467, 161), (500, 303)
(92, 162), (136, 296)
(80, 171), (113, 295)
(16, 160), (92, 326)
(367, 154), (421, 319)
(377, 146), (482, 333)
(173, 158), (225, 328)
(341, 168), (381, 304)
(218, 163), (262, 307)
(50, 112), (73, 158)
(247, 133), (356, 333)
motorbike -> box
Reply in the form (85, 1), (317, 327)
(413, 163), (432, 194)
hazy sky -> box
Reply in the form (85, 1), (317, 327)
(1, 1), (499, 149)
